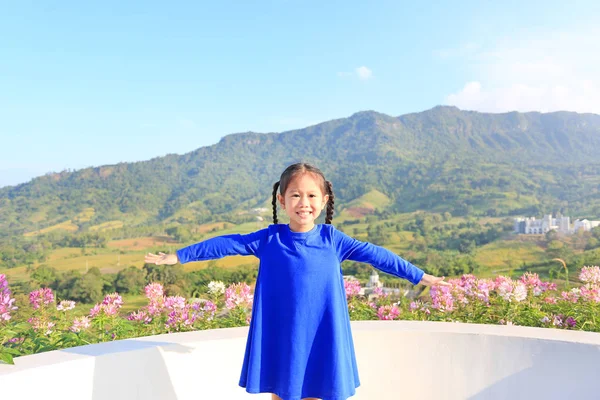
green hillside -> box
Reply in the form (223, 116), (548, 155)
(1, 106), (600, 271)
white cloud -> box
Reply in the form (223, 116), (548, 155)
(356, 66), (373, 80)
(442, 28), (600, 114)
(337, 66), (373, 80)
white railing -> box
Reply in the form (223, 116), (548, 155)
(2, 321), (599, 399)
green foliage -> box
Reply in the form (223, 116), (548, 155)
(142, 264), (188, 296)
(115, 266), (147, 295)
(2, 107), (600, 253)
(187, 264), (258, 297)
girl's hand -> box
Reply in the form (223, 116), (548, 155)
(144, 252), (178, 265)
(419, 273), (451, 287)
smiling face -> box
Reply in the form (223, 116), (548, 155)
(277, 172), (329, 232)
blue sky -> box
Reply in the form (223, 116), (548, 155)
(1, 0), (599, 187)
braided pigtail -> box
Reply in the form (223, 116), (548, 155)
(325, 180), (335, 224)
(272, 181), (280, 224)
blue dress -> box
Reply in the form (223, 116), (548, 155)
(177, 224), (424, 400)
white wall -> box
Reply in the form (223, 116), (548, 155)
(2, 321), (600, 400)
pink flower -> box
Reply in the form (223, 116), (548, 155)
(377, 305), (400, 320)
(344, 279), (362, 298)
(409, 300), (430, 315)
(430, 285), (454, 312)
(447, 279), (469, 305)
(225, 283), (253, 310)
(0, 274), (8, 293)
(372, 286), (388, 297)
(494, 277), (527, 302)
(165, 304), (198, 331)
(102, 293), (123, 316)
(580, 286), (600, 302)
(89, 303), (103, 317)
(552, 315), (564, 327)
(70, 316), (91, 333)
(29, 288), (55, 309)
(449, 275), (477, 296)
(145, 282), (164, 300)
(561, 288), (580, 303)
(28, 317), (56, 335)
(103, 304), (120, 316)
(409, 301), (419, 312)
(144, 283), (166, 315)
(89, 293), (124, 317)
(475, 279), (493, 303)
(164, 296), (186, 311)
(495, 276), (514, 301)
(102, 293), (123, 307)
(128, 310), (152, 323)
(0, 274), (17, 322)
(191, 300), (217, 321)
(494, 275), (512, 289)
(544, 296), (557, 304)
(147, 298), (165, 316)
(579, 266), (600, 286)
(520, 272), (542, 288)
(445, 275), (494, 305)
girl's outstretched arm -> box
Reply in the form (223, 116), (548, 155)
(333, 227), (450, 286)
(145, 252), (178, 265)
(145, 229), (267, 266)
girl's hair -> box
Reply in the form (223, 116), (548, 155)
(271, 163), (335, 225)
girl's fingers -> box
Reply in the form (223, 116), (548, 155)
(144, 253), (162, 264)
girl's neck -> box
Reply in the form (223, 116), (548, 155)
(288, 222), (316, 233)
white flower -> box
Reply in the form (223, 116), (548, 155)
(57, 300), (76, 311)
(513, 282), (528, 302)
(207, 281), (226, 295)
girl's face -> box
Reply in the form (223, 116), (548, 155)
(277, 173), (329, 232)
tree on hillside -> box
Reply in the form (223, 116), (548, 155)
(115, 266), (147, 295)
(30, 265), (58, 288)
(143, 263), (188, 296)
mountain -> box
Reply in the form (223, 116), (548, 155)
(2, 106), (600, 239)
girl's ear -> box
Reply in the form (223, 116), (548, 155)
(322, 194), (329, 210)
(277, 194), (285, 209)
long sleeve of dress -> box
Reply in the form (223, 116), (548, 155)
(332, 227), (424, 285)
(176, 229), (267, 264)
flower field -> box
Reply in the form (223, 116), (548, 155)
(2, 266), (600, 365)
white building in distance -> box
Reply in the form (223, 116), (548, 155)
(514, 214), (600, 235)
(573, 219), (600, 232)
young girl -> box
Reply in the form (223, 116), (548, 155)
(145, 163), (449, 400)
